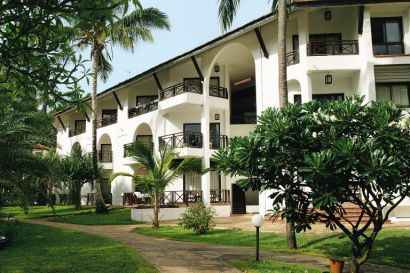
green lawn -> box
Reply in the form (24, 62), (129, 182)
(0, 222), (157, 273)
(0, 205), (93, 219)
(231, 260), (322, 273)
(0, 206), (139, 225)
(135, 226), (410, 269)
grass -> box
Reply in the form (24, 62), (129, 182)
(0, 205), (93, 219)
(0, 206), (139, 225)
(231, 260), (323, 273)
(135, 225), (410, 269)
(0, 221), (158, 273)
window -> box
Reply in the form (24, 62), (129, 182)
(292, 35), (299, 52)
(74, 120), (86, 134)
(101, 109), (117, 127)
(294, 93), (344, 104)
(371, 17), (404, 55)
(376, 83), (410, 107)
(230, 85), (257, 124)
(99, 144), (112, 162)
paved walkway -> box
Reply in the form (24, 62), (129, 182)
(26, 219), (409, 273)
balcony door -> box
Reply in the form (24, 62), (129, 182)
(183, 123), (202, 148)
(371, 17), (403, 55)
(309, 33), (342, 55)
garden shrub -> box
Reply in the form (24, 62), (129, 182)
(179, 203), (215, 234)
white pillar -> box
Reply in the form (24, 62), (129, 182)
(298, 11), (312, 103)
(298, 11), (309, 64)
(404, 8), (410, 55)
(201, 77), (211, 205)
(300, 74), (312, 103)
(358, 7), (376, 103)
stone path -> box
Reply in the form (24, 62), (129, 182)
(26, 219), (409, 273)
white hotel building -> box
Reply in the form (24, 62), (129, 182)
(55, 0), (410, 221)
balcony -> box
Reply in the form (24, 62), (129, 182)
(160, 81), (202, 101)
(97, 116), (117, 128)
(210, 189), (231, 204)
(69, 127), (85, 137)
(286, 50), (300, 66)
(209, 86), (228, 99)
(159, 132), (203, 149)
(128, 100), (158, 119)
(123, 191), (203, 207)
(210, 135), (229, 150)
(124, 137), (154, 157)
(307, 40), (359, 56)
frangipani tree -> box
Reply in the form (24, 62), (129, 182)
(215, 97), (410, 273)
(72, 0), (170, 213)
(111, 141), (202, 228)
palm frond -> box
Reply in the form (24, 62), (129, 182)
(109, 7), (170, 51)
(218, 0), (241, 32)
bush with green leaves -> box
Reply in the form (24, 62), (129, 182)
(179, 203), (215, 234)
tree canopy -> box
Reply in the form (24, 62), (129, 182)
(214, 97), (410, 273)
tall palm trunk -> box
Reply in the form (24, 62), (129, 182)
(153, 191), (160, 228)
(91, 46), (106, 213)
(277, 0), (288, 108)
(278, 0), (296, 249)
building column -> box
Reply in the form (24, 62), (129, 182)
(358, 7), (376, 103)
(298, 11), (312, 103)
(300, 74), (312, 103)
(201, 77), (211, 205)
(404, 8), (410, 55)
(298, 11), (309, 64)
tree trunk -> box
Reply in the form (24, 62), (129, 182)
(91, 47), (106, 214)
(351, 259), (360, 273)
(286, 219), (297, 249)
(277, 0), (288, 108)
(153, 192), (160, 228)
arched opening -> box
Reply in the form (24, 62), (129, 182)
(207, 43), (258, 213)
(288, 80), (302, 104)
(71, 142), (82, 156)
(98, 134), (112, 163)
(134, 123), (153, 150)
(209, 43), (256, 124)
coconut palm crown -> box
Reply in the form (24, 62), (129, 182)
(111, 141), (202, 228)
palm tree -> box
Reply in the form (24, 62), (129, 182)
(74, 1), (170, 213)
(218, 0), (296, 249)
(111, 141), (202, 228)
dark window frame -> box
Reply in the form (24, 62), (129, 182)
(294, 93), (345, 104)
(371, 17), (404, 56)
(376, 82), (410, 107)
(74, 120), (86, 133)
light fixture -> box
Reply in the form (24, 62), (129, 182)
(251, 214), (264, 261)
(325, 74), (333, 85)
(324, 9), (332, 21)
(215, 114), (220, 121)
(214, 64), (220, 73)
(234, 77), (252, 86)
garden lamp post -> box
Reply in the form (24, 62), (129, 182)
(251, 214), (264, 261)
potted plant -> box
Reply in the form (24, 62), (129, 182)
(329, 256), (345, 273)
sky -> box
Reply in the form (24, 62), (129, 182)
(81, 0), (271, 93)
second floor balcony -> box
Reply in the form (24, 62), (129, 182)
(307, 40), (359, 56)
(97, 116), (117, 128)
(159, 79), (229, 101)
(159, 131), (203, 149)
(128, 100), (158, 119)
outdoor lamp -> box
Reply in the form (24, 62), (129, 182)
(252, 214), (264, 261)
